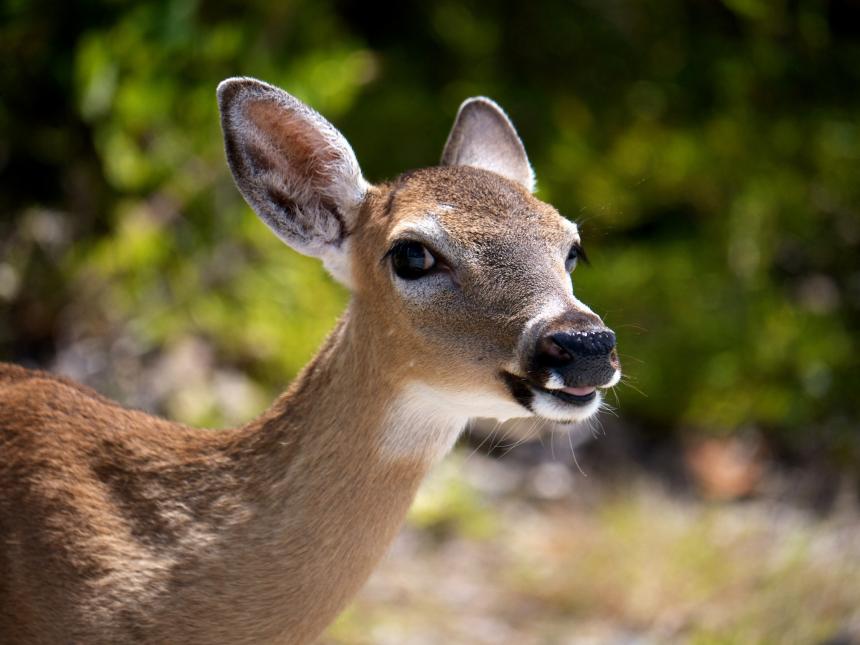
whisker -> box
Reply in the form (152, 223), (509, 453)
(618, 378), (647, 398)
(497, 420), (542, 458)
(567, 429), (588, 477)
(465, 419), (502, 461)
(613, 323), (648, 332)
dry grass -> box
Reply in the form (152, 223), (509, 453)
(325, 450), (860, 644)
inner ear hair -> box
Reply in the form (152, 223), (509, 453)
(217, 77), (369, 264)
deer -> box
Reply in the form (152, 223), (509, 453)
(0, 77), (621, 644)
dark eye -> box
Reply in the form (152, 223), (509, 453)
(390, 241), (436, 280)
(566, 243), (588, 272)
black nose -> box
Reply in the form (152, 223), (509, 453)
(550, 329), (616, 360)
(532, 327), (617, 387)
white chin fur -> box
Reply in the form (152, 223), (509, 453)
(530, 389), (602, 423)
(544, 371), (565, 389)
(603, 368), (622, 388)
(377, 383), (532, 464)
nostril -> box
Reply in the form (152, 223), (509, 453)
(536, 335), (572, 366)
(549, 338), (572, 361)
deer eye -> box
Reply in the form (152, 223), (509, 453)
(390, 241), (436, 280)
(566, 243), (588, 272)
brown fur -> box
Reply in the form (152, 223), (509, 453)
(1, 313), (429, 643)
(0, 80), (616, 644)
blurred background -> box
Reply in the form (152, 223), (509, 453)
(1, 0), (859, 642)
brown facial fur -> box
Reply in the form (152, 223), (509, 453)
(351, 166), (579, 397)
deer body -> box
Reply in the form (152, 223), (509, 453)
(0, 79), (620, 644)
(0, 315), (461, 643)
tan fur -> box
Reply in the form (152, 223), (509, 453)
(0, 80), (618, 644)
(1, 317), (433, 643)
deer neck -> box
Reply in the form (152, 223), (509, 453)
(215, 303), (467, 641)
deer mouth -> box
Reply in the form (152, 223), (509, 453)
(535, 384), (597, 405)
(500, 372), (603, 422)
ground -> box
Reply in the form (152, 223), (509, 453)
(324, 442), (860, 644)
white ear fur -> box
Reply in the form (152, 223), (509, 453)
(217, 77), (369, 285)
(440, 97), (536, 192)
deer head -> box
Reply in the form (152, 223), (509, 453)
(218, 78), (621, 433)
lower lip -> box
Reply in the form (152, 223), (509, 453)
(562, 386), (596, 396)
(542, 386), (597, 406)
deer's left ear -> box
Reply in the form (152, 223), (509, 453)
(217, 77), (369, 285)
(441, 97), (535, 193)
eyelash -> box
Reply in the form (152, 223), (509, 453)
(571, 243), (588, 265)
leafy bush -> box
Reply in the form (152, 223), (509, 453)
(1, 0), (857, 463)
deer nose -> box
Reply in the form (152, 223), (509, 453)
(536, 328), (616, 366)
(531, 327), (618, 389)
(554, 329), (615, 359)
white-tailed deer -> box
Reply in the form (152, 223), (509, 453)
(0, 78), (621, 644)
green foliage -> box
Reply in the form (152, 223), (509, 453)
(1, 0), (858, 460)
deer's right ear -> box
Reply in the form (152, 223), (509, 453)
(217, 77), (369, 285)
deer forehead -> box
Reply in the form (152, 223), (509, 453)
(375, 166), (579, 260)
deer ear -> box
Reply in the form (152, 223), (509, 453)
(440, 97), (535, 193)
(217, 77), (369, 285)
